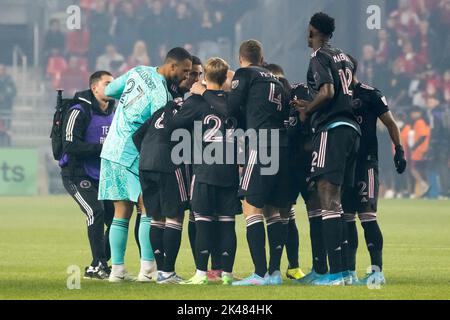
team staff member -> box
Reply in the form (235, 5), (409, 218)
(61, 71), (115, 280)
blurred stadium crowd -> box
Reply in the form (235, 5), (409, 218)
(360, 0), (450, 199)
(0, 0), (449, 199)
(43, 0), (254, 94)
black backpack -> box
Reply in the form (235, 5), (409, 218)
(50, 90), (90, 161)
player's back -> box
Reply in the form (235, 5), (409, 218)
(238, 66), (289, 140)
(307, 45), (359, 134)
(185, 93), (240, 188)
(352, 82), (390, 162)
(137, 105), (179, 173)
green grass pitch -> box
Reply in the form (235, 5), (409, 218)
(0, 196), (449, 300)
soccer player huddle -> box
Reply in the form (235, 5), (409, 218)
(60, 12), (407, 287)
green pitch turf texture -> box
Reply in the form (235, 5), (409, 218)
(0, 196), (449, 300)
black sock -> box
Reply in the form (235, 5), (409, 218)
(341, 217), (349, 272)
(360, 218), (383, 272)
(150, 221), (165, 271)
(267, 214), (284, 275)
(246, 215), (267, 277)
(188, 212), (196, 264)
(286, 209), (299, 269)
(134, 213), (141, 257)
(322, 212), (343, 274)
(195, 216), (213, 272)
(162, 221), (183, 273)
(345, 217), (358, 272)
(308, 212), (328, 274)
(218, 218), (237, 273)
(210, 221), (222, 271)
(280, 217), (290, 265)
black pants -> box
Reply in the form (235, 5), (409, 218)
(62, 175), (114, 266)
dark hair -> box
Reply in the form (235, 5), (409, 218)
(192, 56), (202, 66)
(239, 40), (263, 65)
(347, 54), (358, 75)
(264, 63), (285, 77)
(165, 47), (193, 63)
(89, 71), (113, 87)
(310, 12), (335, 38)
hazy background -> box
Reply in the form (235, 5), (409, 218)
(0, 0), (449, 199)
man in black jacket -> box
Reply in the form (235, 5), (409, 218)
(61, 71), (115, 280)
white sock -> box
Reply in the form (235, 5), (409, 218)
(112, 264), (125, 275)
(196, 270), (207, 277)
(222, 272), (233, 278)
(140, 260), (155, 273)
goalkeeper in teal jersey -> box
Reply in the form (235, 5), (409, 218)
(98, 48), (193, 282)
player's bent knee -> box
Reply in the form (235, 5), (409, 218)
(242, 199), (264, 217)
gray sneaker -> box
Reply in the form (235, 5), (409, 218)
(157, 272), (184, 284)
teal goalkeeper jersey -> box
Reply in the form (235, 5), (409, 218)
(101, 66), (172, 168)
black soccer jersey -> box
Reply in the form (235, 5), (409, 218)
(352, 82), (390, 162)
(168, 82), (185, 102)
(165, 91), (240, 188)
(133, 101), (181, 173)
(289, 83), (312, 149)
(307, 44), (360, 134)
(203, 65), (289, 146)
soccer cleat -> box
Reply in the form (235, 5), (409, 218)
(266, 271), (283, 285)
(180, 274), (209, 285)
(157, 272), (184, 284)
(84, 265), (109, 280)
(108, 270), (136, 283)
(231, 273), (269, 286)
(222, 275), (234, 285)
(343, 271), (356, 285)
(354, 271), (386, 287)
(137, 270), (158, 283)
(137, 261), (157, 283)
(286, 267), (306, 280)
(342, 270), (358, 286)
(312, 272), (345, 286)
(293, 270), (324, 285)
(207, 270), (222, 282)
(84, 266), (96, 279)
(100, 263), (112, 277)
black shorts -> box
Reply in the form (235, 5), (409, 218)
(342, 161), (379, 214)
(239, 147), (291, 209)
(310, 126), (360, 187)
(190, 181), (242, 217)
(140, 169), (189, 218)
